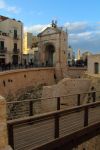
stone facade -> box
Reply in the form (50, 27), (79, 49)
(0, 15), (23, 65)
(41, 78), (91, 112)
(67, 46), (75, 66)
(67, 67), (87, 78)
(38, 25), (68, 80)
(88, 54), (100, 74)
(38, 27), (68, 67)
(0, 68), (55, 97)
(23, 32), (33, 55)
(0, 96), (12, 150)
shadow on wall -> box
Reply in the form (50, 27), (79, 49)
(0, 68), (55, 97)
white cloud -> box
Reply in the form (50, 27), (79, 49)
(69, 32), (93, 44)
(0, 0), (6, 9)
(7, 6), (21, 14)
(0, 0), (21, 14)
(29, 11), (43, 16)
(64, 21), (88, 33)
(24, 24), (50, 35)
(24, 21), (100, 52)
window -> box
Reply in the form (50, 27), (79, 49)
(14, 29), (17, 38)
(14, 43), (17, 50)
(68, 53), (71, 58)
(0, 41), (4, 50)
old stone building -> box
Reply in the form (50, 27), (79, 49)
(38, 21), (68, 68)
(23, 32), (38, 65)
(23, 32), (33, 55)
(88, 54), (100, 74)
(67, 45), (75, 66)
(0, 15), (23, 65)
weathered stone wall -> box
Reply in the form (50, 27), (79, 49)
(0, 96), (12, 150)
(0, 68), (55, 98)
(38, 27), (68, 69)
(83, 73), (100, 102)
(67, 67), (87, 78)
(88, 54), (100, 74)
(75, 73), (100, 150)
(41, 78), (91, 112)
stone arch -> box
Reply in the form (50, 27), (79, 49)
(38, 25), (68, 80)
(44, 43), (55, 67)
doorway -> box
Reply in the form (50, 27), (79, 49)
(45, 44), (55, 67)
(12, 55), (18, 65)
(94, 62), (99, 74)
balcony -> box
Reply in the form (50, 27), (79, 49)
(13, 35), (19, 40)
(0, 31), (9, 37)
(0, 48), (7, 54)
(13, 48), (20, 54)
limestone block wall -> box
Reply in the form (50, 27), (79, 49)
(67, 67), (87, 78)
(84, 73), (100, 102)
(38, 27), (67, 68)
(0, 96), (12, 150)
(41, 78), (91, 112)
(0, 68), (55, 97)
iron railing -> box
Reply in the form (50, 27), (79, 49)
(13, 48), (20, 54)
(0, 47), (7, 53)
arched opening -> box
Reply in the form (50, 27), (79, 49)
(45, 44), (55, 67)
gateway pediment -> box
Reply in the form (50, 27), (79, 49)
(38, 27), (60, 36)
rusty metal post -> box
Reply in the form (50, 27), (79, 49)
(77, 94), (81, 106)
(84, 106), (89, 127)
(57, 97), (60, 110)
(29, 101), (33, 116)
(54, 114), (59, 139)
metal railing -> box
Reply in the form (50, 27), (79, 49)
(13, 48), (20, 54)
(7, 91), (100, 120)
(0, 47), (7, 53)
(7, 101), (100, 150)
(0, 64), (54, 72)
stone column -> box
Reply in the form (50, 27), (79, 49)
(0, 96), (12, 150)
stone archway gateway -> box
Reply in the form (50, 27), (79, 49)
(38, 22), (68, 67)
(45, 44), (55, 67)
(38, 21), (68, 79)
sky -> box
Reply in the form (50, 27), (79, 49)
(0, 0), (100, 54)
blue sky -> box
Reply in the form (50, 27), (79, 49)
(0, 0), (100, 54)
